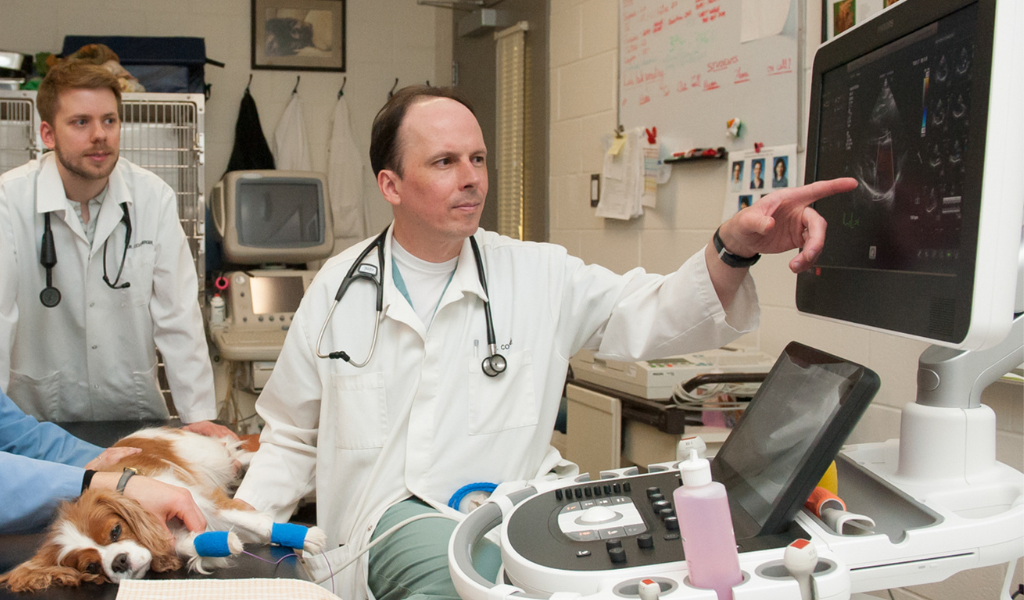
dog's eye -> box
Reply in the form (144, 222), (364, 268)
(86, 562), (101, 575)
(110, 523), (122, 542)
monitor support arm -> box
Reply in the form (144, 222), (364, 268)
(916, 228), (1024, 409)
(895, 230), (1024, 488)
(915, 314), (1023, 410)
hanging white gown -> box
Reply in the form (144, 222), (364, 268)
(273, 92), (312, 172)
(326, 94), (368, 239)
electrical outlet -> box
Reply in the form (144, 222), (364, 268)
(590, 174), (600, 207)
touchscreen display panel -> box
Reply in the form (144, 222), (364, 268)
(711, 343), (878, 536)
(250, 276), (305, 315)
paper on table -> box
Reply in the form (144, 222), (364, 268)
(115, 578), (342, 600)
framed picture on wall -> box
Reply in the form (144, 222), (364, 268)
(251, 0), (346, 71)
(822, 0), (903, 42)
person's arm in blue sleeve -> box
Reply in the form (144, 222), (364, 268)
(0, 451), (89, 534)
(0, 389), (103, 533)
(0, 389), (102, 466)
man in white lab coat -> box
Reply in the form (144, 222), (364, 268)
(0, 61), (231, 438)
(235, 86), (857, 600)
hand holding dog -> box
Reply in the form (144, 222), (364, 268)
(89, 472), (207, 536)
(84, 446), (141, 471)
(182, 420), (239, 440)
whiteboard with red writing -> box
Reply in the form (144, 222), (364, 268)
(619, 0), (799, 152)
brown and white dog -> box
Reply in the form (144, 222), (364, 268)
(0, 427), (325, 592)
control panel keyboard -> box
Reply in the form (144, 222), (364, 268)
(505, 471), (802, 572)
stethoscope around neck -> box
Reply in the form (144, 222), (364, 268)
(314, 227), (507, 377)
(38, 203), (132, 308)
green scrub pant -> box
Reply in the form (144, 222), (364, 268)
(368, 498), (502, 600)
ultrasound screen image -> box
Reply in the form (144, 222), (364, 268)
(814, 4), (977, 275)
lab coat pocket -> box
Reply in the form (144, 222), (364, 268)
(7, 369), (61, 420)
(330, 371), (389, 449)
(467, 350), (537, 436)
(125, 243), (156, 306)
(131, 363), (170, 420)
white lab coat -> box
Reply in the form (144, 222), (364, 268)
(273, 92), (312, 172)
(326, 94), (367, 239)
(0, 153), (217, 423)
(234, 227), (759, 600)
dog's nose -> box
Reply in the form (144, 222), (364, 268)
(112, 553), (130, 573)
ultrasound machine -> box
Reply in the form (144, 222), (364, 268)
(207, 170), (335, 386)
(449, 0), (1024, 598)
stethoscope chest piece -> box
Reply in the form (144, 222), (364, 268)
(481, 353), (507, 377)
(40, 286), (61, 308)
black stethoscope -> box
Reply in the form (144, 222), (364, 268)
(314, 227), (508, 377)
(39, 203), (132, 308)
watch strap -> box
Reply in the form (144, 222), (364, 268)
(116, 467), (137, 494)
(713, 227), (761, 268)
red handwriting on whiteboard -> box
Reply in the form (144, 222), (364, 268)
(643, 67), (665, 83)
(707, 55), (738, 73)
(677, 81), (688, 92)
(691, 73), (702, 88)
(767, 58), (794, 75)
(639, 95), (651, 105)
(653, 20), (663, 33)
(703, 80), (720, 91)
(659, 83), (670, 97)
(668, 16), (683, 25)
(734, 66), (750, 83)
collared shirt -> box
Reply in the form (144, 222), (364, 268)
(67, 187), (107, 247)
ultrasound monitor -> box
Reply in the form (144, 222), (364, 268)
(798, 0), (1023, 350)
(211, 170), (335, 265)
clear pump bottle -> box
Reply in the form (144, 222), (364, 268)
(673, 449), (743, 600)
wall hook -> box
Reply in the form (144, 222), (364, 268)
(246, 74), (253, 92)
(389, 77), (399, 99)
(426, 80), (431, 87)
(293, 76), (301, 94)
(338, 76), (347, 99)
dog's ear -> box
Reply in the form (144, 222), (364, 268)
(0, 546), (88, 592)
(94, 490), (177, 561)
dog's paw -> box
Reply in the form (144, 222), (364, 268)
(303, 526), (327, 554)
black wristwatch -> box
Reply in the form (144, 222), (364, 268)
(713, 227), (760, 268)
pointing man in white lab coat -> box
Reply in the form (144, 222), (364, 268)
(235, 86), (857, 600)
(0, 61), (231, 438)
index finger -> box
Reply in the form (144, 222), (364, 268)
(779, 177), (858, 209)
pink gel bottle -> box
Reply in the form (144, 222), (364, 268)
(673, 449), (743, 600)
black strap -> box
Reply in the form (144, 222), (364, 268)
(713, 227), (761, 268)
(82, 469), (96, 493)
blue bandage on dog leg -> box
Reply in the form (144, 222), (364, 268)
(194, 531), (233, 557)
(271, 522), (308, 549)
